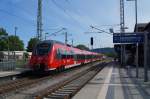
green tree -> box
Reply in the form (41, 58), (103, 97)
(23, 52), (29, 61)
(27, 38), (39, 52)
(105, 52), (117, 58)
(76, 44), (89, 51)
(0, 52), (4, 61)
(0, 39), (8, 51)
(8, 36), (24, 51)
(0, 27), (24, 51)
(0, 28), (8, 35)
(0, 28), (9, 51)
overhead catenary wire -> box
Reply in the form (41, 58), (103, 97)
(90, 25), (113, 35)
(6, 1), (36, 16)
(51, 0), (77, 21)
(0, 9), (36, 27)
(50, 0), (87, 30)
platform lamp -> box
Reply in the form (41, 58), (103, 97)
(127, 0), (139, 79)
(45, 33), (49, 40)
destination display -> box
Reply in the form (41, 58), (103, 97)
(113, 33), (144, 43)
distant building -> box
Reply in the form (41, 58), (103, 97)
(114, 22), (150, 67)
(0, 51), (32, 61)
(134, 23), (147, 32)
(133, 23), (150, 66)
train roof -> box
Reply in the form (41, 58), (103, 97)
(39, 40), (64, 45)
(39, 40), (100, 55)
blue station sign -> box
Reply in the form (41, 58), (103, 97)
(113, 33), (144, 43)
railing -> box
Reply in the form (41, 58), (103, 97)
(0, 59), (29, 71)
(0, 60), (16, 71)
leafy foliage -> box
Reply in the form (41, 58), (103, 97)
(8, 36), (24, 51)
(27, 38), (39, 52)
(0, 28), (8, 35)
(104, 52), (117, 58)
(0, 28), (8, 51)
(0, 52), (4, 61)
(92, 47), (117, 58)
(0, 39), (8, 51)
(76, 44), (89, 51)
(0, 27), (24, 51)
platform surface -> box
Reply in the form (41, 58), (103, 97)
(0, 68), (28, 78)
(0, 71), (20, 77)
(73, 62), (150, 99)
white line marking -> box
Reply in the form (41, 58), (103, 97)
(97, 66), (113, 99)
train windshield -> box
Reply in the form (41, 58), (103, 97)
(35, 43), (51, 55)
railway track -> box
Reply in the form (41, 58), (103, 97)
(0, 75), (52, 95)
(0, 61), (101, 97)
(34, 62), (106, 99)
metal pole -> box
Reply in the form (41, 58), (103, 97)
(136, 43), (139, 78)
(45, 34), (46, 40)
(120, 0), (125, 66)
(37, 0), (42, 41)
(65, 32), (67, 45)
(15, 27), (17, 36)
(45, 33), (48, 40)
(7, 35), (10, 61)
(135, 0), (137, 28)
(135, 0), (139, 78)
(72, 39), (73, 47)
(14, 27), (17, 60)
(127, 0), (138, 77)
(144, 32), (148, 82)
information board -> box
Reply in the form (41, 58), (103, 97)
(113, 33), (144, 43)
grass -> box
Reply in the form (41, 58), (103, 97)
(15, 59), (29, 68)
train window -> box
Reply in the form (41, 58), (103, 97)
(76, 54), (85, 60)
(60, 49), (66, 59)
(36, 43), (51, 55)
(69, 50), (73, 59)
(74, 54), (77, 60)
(56, 49), (62, 60)
(62, 54), (66, 59)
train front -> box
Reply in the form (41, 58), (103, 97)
(29, 41), (52, 71)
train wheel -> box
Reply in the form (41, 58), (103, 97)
(56, 67), (60, 73)
(60, 66), (63, 71)
(62, 66), (65, 71)
(58, 67), (62, 72)
(63, 66), (65, 71)
(56, 66), (65, 73)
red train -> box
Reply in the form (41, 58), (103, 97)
(29, 40), (103, 71)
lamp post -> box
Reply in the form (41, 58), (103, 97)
(144, 32), (148, 82)
(127, 0), (138, 78)
(71, 39), (74, 47)
(14, 27), (18, 61)
(7, 35), (10, 61)
(126, 0), (137, 30)
(45, 33), (49, 40)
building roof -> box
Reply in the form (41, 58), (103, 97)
(0, 51), (31, 55)
(134, 23), (148, 32)
(144, 22), (150, 32)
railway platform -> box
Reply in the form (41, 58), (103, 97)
(0, 68), (29, 78)
(73, 62), (150, 99)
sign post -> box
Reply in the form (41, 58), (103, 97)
(113, 33), (144, 43)
(144, 32), (148, 82)
(90, 37), (94, 62)
(136, 43), (139, 78)
(113, 32), (144, 79)
(91, 37), (93, 49)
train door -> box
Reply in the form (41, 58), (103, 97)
(70, 50), (75, 64)
(56, 48), (62, 64)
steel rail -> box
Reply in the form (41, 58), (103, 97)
(34, 62), (106, 99)
(0, 61), (100, 96)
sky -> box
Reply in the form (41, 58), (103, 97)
(0, 0), (150, 49)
